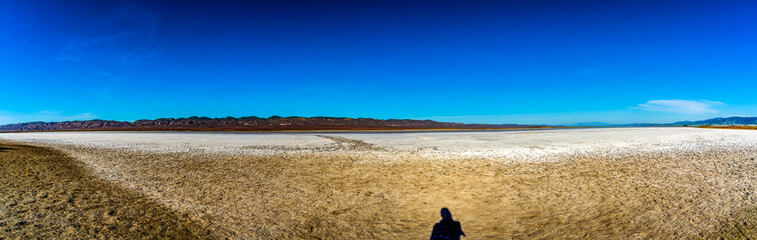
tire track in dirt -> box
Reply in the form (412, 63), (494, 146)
(316, 135), (389, 151)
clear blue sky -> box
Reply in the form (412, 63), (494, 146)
(1, 0), (756, 125)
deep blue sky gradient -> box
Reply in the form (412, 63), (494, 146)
(1, 0), (756, 125)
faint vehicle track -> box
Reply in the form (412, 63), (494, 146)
(316, 135), (389, 151)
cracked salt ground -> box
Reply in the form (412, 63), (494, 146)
(2, 127), (756, 161)
(1, 128), (755, 239)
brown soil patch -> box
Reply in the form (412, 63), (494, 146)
(59, 144), (756, 239)
(2, 137), (755, 239)
(0, 142), (213, 239)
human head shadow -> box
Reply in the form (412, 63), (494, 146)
(430, 207), (465, 240)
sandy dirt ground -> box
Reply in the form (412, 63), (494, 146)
(1, 128), (755, 239)
(0, 142), (213, 239)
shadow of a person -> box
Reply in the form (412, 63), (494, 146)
(430, 208), (465, 240)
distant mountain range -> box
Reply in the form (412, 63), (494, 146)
(1, 116), (754, 132)
(669, 116), (757, 126)
(563, 116), (757, 127)
(0, 116), (541, 132)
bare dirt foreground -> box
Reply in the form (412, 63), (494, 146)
(1, 128), (756, 239)
(0, 142), (213, 239)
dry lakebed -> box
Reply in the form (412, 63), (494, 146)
(1, 127), (755, 239)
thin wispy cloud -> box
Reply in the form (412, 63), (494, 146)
(632, 99), (725, 114)
(57, 34), (130, 61)
(56, 3), (160, 65)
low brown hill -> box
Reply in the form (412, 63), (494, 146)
(0, 116), (541, 132)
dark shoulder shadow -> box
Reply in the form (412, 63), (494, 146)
(430, 207), (465, 240)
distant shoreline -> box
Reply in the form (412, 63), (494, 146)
(697, 125), (757, 130)
(0, 126), (560, 134)
(0, 116), (542, 132)
(0, 126), (707, 134)
(3, 116), (755, 133)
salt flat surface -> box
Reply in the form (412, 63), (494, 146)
(2, 128), (755, 238)
(1, 127), (756, 161)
